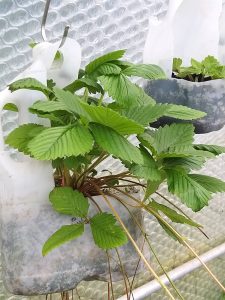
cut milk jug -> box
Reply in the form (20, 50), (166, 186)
(0, 40), (145, 295)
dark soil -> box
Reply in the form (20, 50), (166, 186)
(172, 72), (212, 82)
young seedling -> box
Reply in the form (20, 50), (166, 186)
(172, 56), (225, 82)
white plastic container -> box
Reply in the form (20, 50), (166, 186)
(0, 40), (146, 295)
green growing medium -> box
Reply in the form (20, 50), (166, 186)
(5, 50), (225, 257)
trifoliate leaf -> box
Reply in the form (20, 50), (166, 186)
(130, 163), (161, 181)
(5, 124), (45, 155)
(166, 169), (211, 211)
(42, 91), (144, 134)
(189, 174), (225, 193)
(8, 78), (51, 96)
(29, 110), (68, 125)
(111, 60), (134, 69)
(159, 147), (215, 159)
(90, 123), (143, 164)
(123, 64), (166, 79)
(81, 104), (144, 135)
(42, 224), (84, 256)
(50, 187), (89, 217)
(152, 123), (194, 154)
(193, 144), (225, 156)
(85, 50), (125, 74)
(122, 104), (169, 126)
(28, 124), (94, 160)
(130, 146), (161, 181)
(53, 88), (88, 118)
(64, 78), (103, 94)
(149, 200), (201, 227)
(164, 104), (206, 120)
(122, 103), (205, 126)
(96, 63), (122, 75)
(163, 156), (206, 171)
(30, 100), (70, 113)
(90, 212), (128, 249)
(138, 129), (213, 159)
(99, 74), (155, 107)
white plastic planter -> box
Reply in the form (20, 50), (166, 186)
(0, 40), (146, 296)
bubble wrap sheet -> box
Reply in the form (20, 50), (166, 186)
(1, 0), (225, 299)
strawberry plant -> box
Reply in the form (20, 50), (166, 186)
(5, 49), (225, 299)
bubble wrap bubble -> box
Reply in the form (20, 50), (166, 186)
(1, 0), (225, 299)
